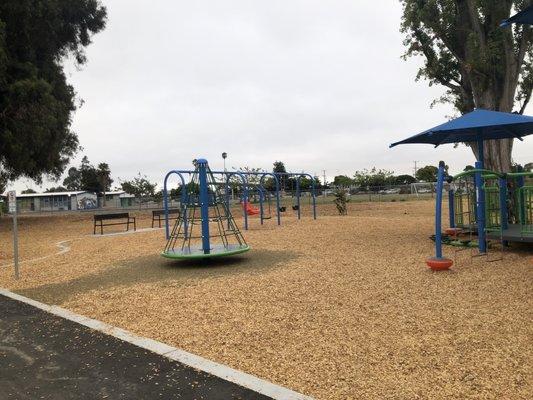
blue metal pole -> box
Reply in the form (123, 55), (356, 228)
(499, 177), (508, 231)
(259, 187), (264, 225)
(163, 184), (169, 239)
(517, 169), (526, 224)
(197, 159), (211, 254)
(225, 174), (231, 229)
(296, 178), (301, 220)
(243, 182), (249, 230)
(163, 171), (188, 240)
(434, 161), (446, 259)
(476, 138), (487, 253)
(311, 177), (317, 220)
(224, 172), (248, 230)
(298, 174), (317, 220)
(259, 173), (281, 225)
(448, 187), (455, 228)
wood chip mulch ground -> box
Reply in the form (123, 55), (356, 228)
(0, 200), (531, 399)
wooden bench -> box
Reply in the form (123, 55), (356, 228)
(152, 208), (180, 228)
(93, 213), (136, 235)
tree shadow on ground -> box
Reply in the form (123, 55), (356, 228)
(19, 249), (297, 305)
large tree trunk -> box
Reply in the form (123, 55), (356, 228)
(467, 89), (515, 172)
(470, 138), (514, 171)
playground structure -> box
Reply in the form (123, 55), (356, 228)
(429, 164), (533, 263)
(161, 159), (317, 259)
(448, 167), (533, 243)
(428, 162), (533, 269)
(390, 109), (533, 270)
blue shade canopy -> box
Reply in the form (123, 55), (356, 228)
(390, 109), (533, 148)
(501, 5), (533, 26)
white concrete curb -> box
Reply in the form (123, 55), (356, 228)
(89, 227), (162, 237)
(0, 288), (313, 400)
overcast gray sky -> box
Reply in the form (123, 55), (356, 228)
(16, 0), (533, 191)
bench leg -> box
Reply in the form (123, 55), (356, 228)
(152, 218), (154, 228)
(126, 220), (130, 232)
(133, 218), (136, 231)
(159, 216), (162, 228)
(94, 222), (96, 235)
(101, 222), (103, 235)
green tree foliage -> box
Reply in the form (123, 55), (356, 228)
(45, 186), (67, 193)
(21, 188), (36, 194)
(168, 182), (200, 198)
(237, 166), (263, 186)
(400, 1), (532, 171)
(262, 178), (276, 192)
(394, 174), (417, 185)
(333, 175), (354, 187)
(525, 162), (533, 171)
(63, 167), (82, 191)
(273, 161), (287, 174)
(96, 163), (112, 193)
(121, 173), (157, 198)
(353, 168), (395, 188)
(0, 1), (107, 185)
(297, 176), (321, 190)
(416, 165), (438, 182)
(416, 164), (450, 182)
(273, 161), (288, 190)
(62, 156), (112, 193)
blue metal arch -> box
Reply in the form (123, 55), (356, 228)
(273, 172), (317, 220)
(163, 170), (191, 240)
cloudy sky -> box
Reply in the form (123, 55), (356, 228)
(17, 0), (533, 191)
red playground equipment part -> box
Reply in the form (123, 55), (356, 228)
(242, 201), (260, 216)
(445, 227), (463, 237)
(426, 257), (453, 271)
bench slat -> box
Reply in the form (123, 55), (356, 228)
(152, 209), (180, 216)
(94, 213), (130, 221)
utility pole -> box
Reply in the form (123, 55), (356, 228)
(413, 161), (420, 178)
(322, 170), (327, 197)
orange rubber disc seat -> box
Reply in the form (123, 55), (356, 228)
(426, 257), (453, 271)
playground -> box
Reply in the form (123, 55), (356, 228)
(1, 199), (531, 399)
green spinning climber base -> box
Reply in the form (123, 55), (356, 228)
(162, 244), (250, 260)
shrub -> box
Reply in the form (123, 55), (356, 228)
(333, 189), (349, 215)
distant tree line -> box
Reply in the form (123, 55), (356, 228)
(332, 165), (444, 189)
(333, 161), (533, 190)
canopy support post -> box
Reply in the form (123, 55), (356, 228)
(499, 177), (509, 231)
(448, 188), (455, 228)
(475, 138), (487, 254)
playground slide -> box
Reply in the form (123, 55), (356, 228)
(243, 201), (260, 216)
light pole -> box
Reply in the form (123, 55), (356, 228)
(222, 152), (227, 173)
(222, 152), (232, 200)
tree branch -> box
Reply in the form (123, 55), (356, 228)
(465, 0), (486, 49)
(516, 28), (531, 78)
(519, 86), (532, 114)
